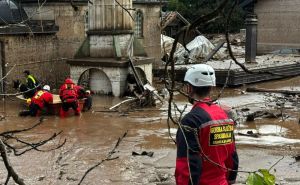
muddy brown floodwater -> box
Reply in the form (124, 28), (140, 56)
(0, 77), (300, 185)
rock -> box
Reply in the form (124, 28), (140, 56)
(38, 176), (45, 181)
(294, 155), (300, 161)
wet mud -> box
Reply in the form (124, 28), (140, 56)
(0, 77), (300, 184)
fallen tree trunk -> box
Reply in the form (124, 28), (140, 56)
(246, 87), (300, 96)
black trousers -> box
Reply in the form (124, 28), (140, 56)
(83, 96), (92, 111)
(62, 101), (79, 112)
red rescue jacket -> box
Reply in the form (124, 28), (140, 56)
(59, 83), (78, 103)
(31, 90), (53, 109)
(175, 98), (238, 185)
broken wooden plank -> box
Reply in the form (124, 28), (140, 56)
(246, 87), (300, 96)
(109, 98), (138, 110)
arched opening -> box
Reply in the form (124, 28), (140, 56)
(135, 67), (147, 85)
(78, 68), (112, 95)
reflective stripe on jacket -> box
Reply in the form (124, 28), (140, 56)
(175, 99), (239, 185)
(27, 75), (36, 85)
(31, 90), (53, 109)
(59, 84), (78, 102)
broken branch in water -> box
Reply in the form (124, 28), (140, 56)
(0, 117), (44, 136)
(78, 131), (128, 185)
(3, 132), (66, 156)
(0, 117), (67, 184)
(0, 117), (66, 156)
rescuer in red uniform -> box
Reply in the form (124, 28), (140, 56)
(59, 78), (81, 117)
(29, 85), (53, 116)
(175, 64), (239, 185)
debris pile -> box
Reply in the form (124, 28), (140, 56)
(160, 33), (247, 64)
(174, 35), (226, 64)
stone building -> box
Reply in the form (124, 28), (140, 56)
(133, 0), (162, 67)
(0, 0), (162, 93)
(0, 0), (88, 92)
(241, 0), (300, 54)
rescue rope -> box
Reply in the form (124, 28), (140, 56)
(0, 84), (41, 96)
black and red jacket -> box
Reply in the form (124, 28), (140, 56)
(175, 98), (239, 185)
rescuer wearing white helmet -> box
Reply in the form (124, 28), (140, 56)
(183, 64), (216, 104)
(175, 64), (239, 185)
(42, 85), (51, 92)
(27, 85), (53, 116)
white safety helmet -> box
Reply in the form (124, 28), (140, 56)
(43, 85), (50, 91)
(184, 64), (216, 87)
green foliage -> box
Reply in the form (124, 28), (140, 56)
(166, 0), (246, 33)
(246, 169), (276, 185)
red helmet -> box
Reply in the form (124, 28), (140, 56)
(65, 78), (74, 84)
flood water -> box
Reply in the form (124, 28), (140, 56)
(0, 77), (300, 184)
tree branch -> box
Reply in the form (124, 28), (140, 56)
(78, 131), (128, 185)
(0, 117), (44, 136)
(0, 139), (25, 185)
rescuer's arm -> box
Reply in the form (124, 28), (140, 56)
(175, 115), (202, 185)
(225, 148), (239, 184)
(48, 93), (53, 104)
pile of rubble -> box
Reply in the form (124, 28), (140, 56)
(161, 33), (246, 65)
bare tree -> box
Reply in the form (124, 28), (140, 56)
(0, 117), (66, 185)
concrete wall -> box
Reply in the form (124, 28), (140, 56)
(0, 3), (88, 92)
(89, 34), (132, 57)
(89, 68), (112, 94)
(23, 4), (88, 58)
(133, 4), (161, 67)
(255, 0), (300, 54)
(0, 35), (68, 92)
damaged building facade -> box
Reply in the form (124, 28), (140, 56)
(0, 0), (162, 95)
